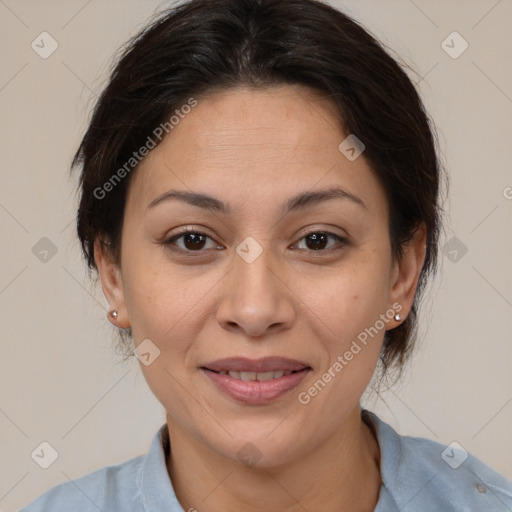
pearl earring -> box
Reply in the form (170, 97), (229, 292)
(110, 309), (118, 319)
(394, 313), (401, 322)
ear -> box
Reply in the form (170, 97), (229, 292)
(94, 238), (130, 328)
(388, 223), (427, 320)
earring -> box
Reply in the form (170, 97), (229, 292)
(110, 309), (118, 319)
(394, 313), (401, 322)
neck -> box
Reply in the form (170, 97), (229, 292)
(165, 406), (382, 512)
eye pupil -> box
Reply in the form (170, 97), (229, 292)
(306, 232), (328, 250)
(184, 233), (206, 250)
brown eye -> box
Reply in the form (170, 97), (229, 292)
(296, 232), (347, 252)
(163, 228), (222, 253)
(180, 232), (207, 250)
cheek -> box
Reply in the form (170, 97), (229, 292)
(314, 262), (390, 333)
(297, 270), (390, 419)
(122, 252), (195, 336)
(306, 252), (392, 376)
(123, 263), (215, 399)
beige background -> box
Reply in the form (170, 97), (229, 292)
(1, 0), (511, 510)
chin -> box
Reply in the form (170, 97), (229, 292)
(203, 419), (312, 469)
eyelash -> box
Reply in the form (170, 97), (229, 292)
(161, 227), (348, 255)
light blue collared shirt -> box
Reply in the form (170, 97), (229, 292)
(20, 410), (512, 511)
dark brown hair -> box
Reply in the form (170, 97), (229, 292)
(72, 0), (445, 381)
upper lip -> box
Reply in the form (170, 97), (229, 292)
(202, 357), (311, 373)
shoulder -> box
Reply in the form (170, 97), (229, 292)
(363, 410), (512, 511)
(20, 453), (145, 511)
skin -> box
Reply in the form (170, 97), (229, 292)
(95, 84), (427, 511)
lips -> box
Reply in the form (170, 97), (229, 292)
(200, 357), (312, 404)
(202, 356), (311, 373)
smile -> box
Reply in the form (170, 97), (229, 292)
(209, 369), (300, 381)
(201, 366), (311, 405)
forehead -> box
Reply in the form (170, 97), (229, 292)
(126, 85), (384, 217)
(184, 85), (344, 147)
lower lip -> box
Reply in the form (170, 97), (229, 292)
(202, 368), (310, 405)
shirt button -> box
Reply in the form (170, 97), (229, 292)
(476, 484), (486, 494)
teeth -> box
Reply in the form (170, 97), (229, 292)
(254, 371), (274, 381)
(240, 371), (257, 381)
(222, 370), (298, 381)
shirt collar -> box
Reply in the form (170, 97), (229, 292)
(138, 423), (184, 511)
(361, 408), (402, 510)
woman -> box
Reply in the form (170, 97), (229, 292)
(21, 0), (512, 510)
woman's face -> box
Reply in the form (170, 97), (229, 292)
(97, 85), (424, 466)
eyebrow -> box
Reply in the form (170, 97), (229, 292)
(146, 186), (367, 214)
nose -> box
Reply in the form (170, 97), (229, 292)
(215, 244), (296, 338)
